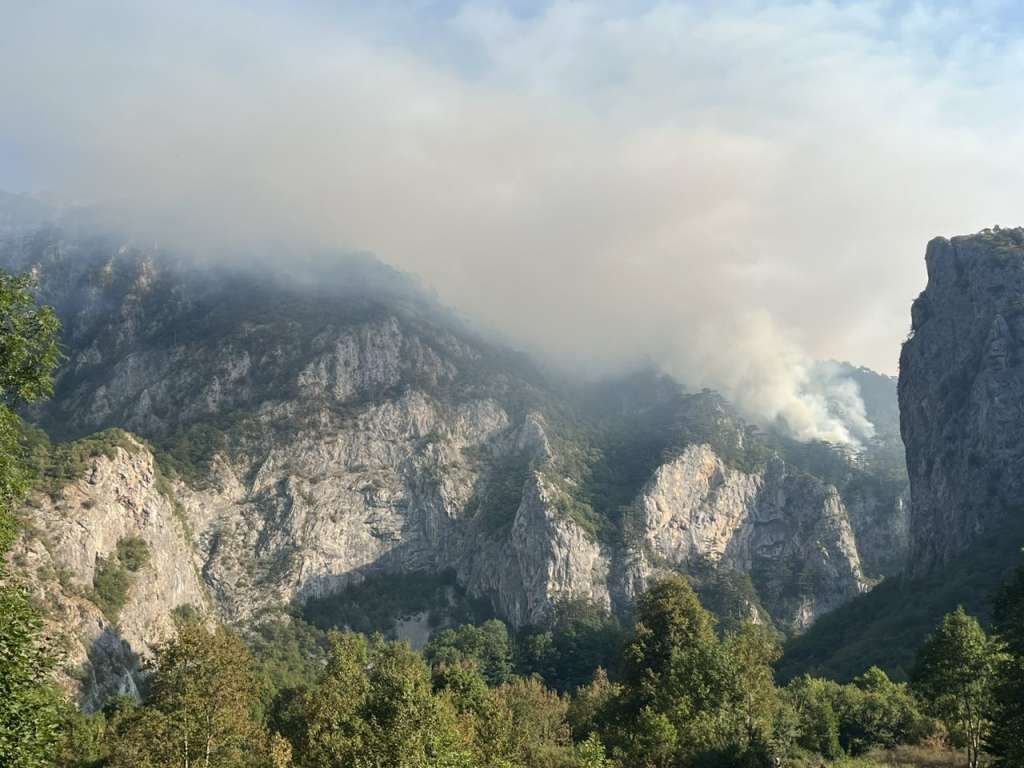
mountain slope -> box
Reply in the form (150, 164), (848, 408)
(1, 204), (908, 705)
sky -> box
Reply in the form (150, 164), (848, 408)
(1, 0), (1023, 442)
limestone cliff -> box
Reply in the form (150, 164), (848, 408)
(900, 227), (1024, 573)
(11, 440), (206, 709)
(627, 445), (867, 633)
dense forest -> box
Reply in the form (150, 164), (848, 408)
(2, 270), (1024, 768)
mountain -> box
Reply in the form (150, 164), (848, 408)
(0, 200), (908, 707)
(901, 227), (1024, 573)
(780, 227), (1024, 681)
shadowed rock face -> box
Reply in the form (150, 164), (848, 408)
(3, 219), (906, 705)
(900, 227), (1024, 574)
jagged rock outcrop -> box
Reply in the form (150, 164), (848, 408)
(627, 445), (867, 632)
(11, 440), (207, 709)
(900, 227), (1024, 573)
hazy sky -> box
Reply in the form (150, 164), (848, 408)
(2, 1), (1022, 440)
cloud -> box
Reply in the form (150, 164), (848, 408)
(1, 0), (1022, 441)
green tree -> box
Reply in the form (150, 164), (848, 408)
(434, 661), (516, 766)
(912, 607), (1003, 768)
(567, 668), (620, 741)
(0, 583), (63, 767)
(572, 733), (610, 768)
(0, 270), (62, 768)
(785, 668), (930, 760)
(108, 621), (271, 768)
(515, 600), (624, 692)
(839, 666), (931, 754)
(785, 675), (842, 759)
(296, 632), (472, 768)
(493, 676), (572, 767)
(719, 622), (787, 764)
(425, 619), (513, 686)
(612, 576), (747, 766)
(55, 705), (108, 768)
(616, 707), (676, 768)
(292, 633), (371, 766)
(989, 566), (1024, 766)
(246, 617), (329, 723)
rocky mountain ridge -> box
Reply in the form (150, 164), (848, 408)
(1, 215), (909, 706)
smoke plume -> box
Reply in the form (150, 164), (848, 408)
(2, 1), (1022, 442)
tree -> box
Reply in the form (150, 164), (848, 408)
(572, 733), (611, 768)
(108, 621), (272, 768)
(785, 675), (842, 760)
(840, 667), (931, 754)
(624, 575), (720, 693)
(55, 705), (108, 768)
(616, 707), (676, 768)
(912, 608), (1004, 768)
(292, 632), (371, 767)
(785, 667), (931, 760)
(297, 632), (473, 768)
(0, 582), (63, 767)
(567, 668), (620, 741)
(515, 600), (625, 693)
(493, 676), (572, 767)
(425, 619), (513, 686)
(719, 622), (786, 764)
(989, 566), (1024, 766)
(0, 270), (62, 768)
(612, 575), (756, 766)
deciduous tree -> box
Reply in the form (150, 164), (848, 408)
(108, 621), (271, 768)
(0, 270), (62, 768)
(912, 608), (1003, 768)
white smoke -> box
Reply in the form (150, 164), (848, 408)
(3, 2), (1022, 444)
(665, 312), (876, 444)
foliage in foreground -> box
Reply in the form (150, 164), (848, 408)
(911, 608), (1004, 768)
(988, 567), (1024, 766)
(0, 270), (63, 768)
(42, 564), (1024, 768)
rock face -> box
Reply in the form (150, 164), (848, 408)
(0, 214), (908, 705)
(629, 445), (867, 632)
(11, 441), (206, 710)
(900, 228), (1024, 573)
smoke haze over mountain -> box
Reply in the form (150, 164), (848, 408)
(2, 1), (1022, 441)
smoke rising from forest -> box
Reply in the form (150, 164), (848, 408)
(3, 1), (1022, 441)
